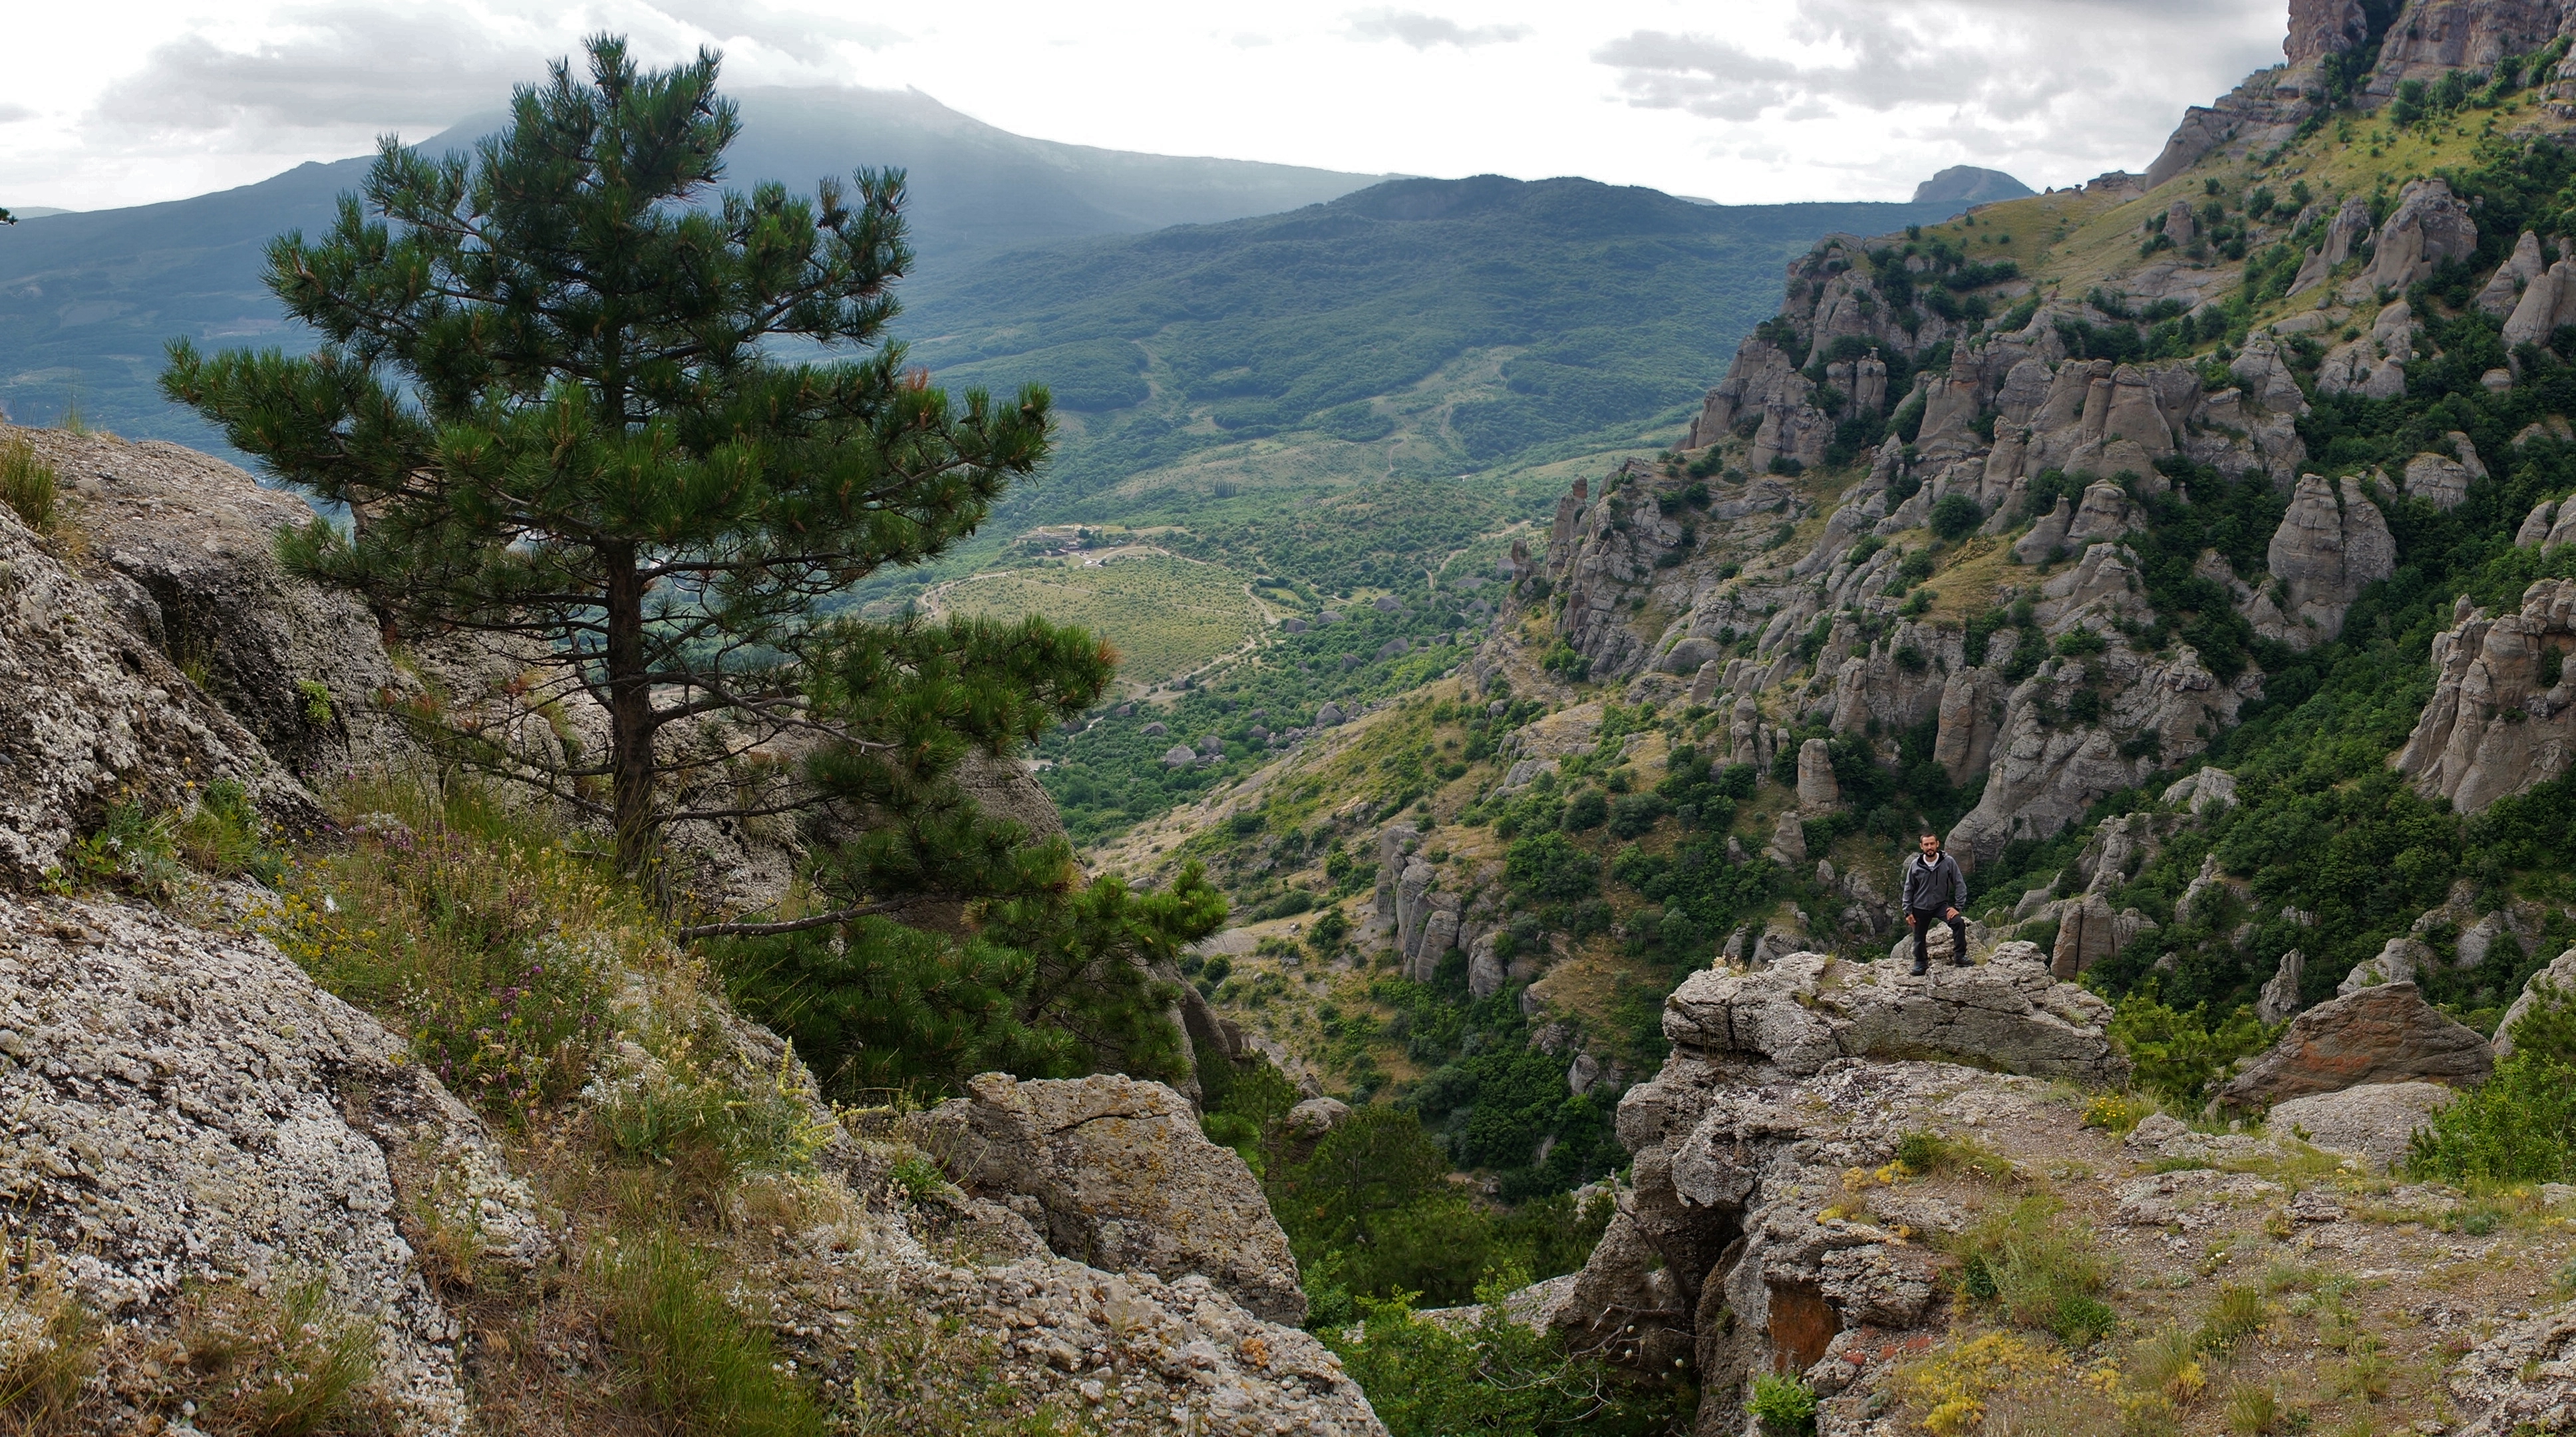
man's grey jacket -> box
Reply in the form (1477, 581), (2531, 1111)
(1901, 851), (1967, 914)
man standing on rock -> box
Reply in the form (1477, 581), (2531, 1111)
(1902, 830), (1969, 975)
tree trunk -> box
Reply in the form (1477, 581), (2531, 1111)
(603, 544), (657, 878)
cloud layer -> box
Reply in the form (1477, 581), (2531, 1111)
(1345, 9), (1533, 50)
(6, 1), (2291, 214)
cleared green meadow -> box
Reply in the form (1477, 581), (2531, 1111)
(936, 553), (1262, 688)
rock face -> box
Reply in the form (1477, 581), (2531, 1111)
(2368, 178), (2478, 291)
(2267, 1081), (2457, 1173)
(2286, 0), (2372, 66)
(1661, 943), (2128, 1083)
(0, 895), (556, 1434)
(2392, 581), (2576, 812)
(2219, 983), (2494, 1107)
(13, 428), (420, 778)
(1552, 959), (2108, 1432)
(2493, 947), (2576, 1058)
(2449, 1298), (2576, 1436)
(918, 1072), (1308, 1325)
(0, 482), (315, 883)
(2262, 474), (2396, 647)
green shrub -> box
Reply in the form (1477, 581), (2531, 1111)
(0, 437), (57, 535)
(592, 1229), (826, 1435)
(1325, 1281), (1683, 1437)
(2410, 983), (2576, 1184)
(2109, 991), (2275, 1107)
(1748, 1372), (1820, 1434)
(1952, 1196), (2118, 1343)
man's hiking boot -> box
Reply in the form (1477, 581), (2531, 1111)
(1952, 956), (1972, 968)
(1909, 960), (1927, 976)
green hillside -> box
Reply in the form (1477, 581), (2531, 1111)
(846, 176), (1982, 842)
(0, 86), (1379, 443)
(901, 176), (1969, 502)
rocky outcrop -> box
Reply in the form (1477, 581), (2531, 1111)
(1557, 962), (2098, 1432)
(915, 1072), (1309, 1325)
(2267, 1080), (2457, 1172)
(1661, 943), (2128, 1083)
(2261, 474), (2397, 647)
(0, 895), (554, 1434)
(2219, 982), (2494, 1107)
(2392, 581), (2576, 812)
(2368, 178), (2478, 291)
(2338, 935), (2437, 995)
(12, 428), (421, 778)
(2287, 0), (2372, 66)
(0, 480), (315, 883)
(2493, 947), (2576, 1058)
(2366, 0), (2575, 104)
(2450, 1297), (2576, 1437)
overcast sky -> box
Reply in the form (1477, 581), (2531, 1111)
(7, 1), (2290, 214)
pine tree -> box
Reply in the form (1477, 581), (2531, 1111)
(710, 611), (1227, 1095)
(162, 36), (1049, 876)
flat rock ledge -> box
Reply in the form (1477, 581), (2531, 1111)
(1662, 942), (2130, 1083)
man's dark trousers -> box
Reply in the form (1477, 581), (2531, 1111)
(1910, 910), (1967, 968)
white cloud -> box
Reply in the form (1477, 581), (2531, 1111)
(5, 0), (2295, 213)
(1345, 9), (1532, 50)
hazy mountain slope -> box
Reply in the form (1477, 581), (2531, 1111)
(0, 85), (1380, 440)
(903, 176), (1979, 502)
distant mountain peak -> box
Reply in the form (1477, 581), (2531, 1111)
(1911, 166), (2034, 206)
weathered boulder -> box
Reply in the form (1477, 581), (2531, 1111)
(1764, 809), (1810, 865)
(2403, 450), (2476, 510)
(2012, 494), (2075, 563)
(2049, 891), (2158, 979)
(12, 427), (419, 777)
(2391, 581), (2576, 812)
(2476, 230), (2546, 317)
(2338, 936), (2437, 996)
(2161, 766), (2240, 814)
(2262, 474), (2396, 647)
(2258, 949), (2307, 1024)
(1662, 944), (2128, 1083)
(2368, 178), (2478, 291)
(2504, 255), (2576, 349)
(0, 896), (555, 1434)
(2267, 1081), (2456, 1173)
(2493, 947), (2576, 1060)
(2447, 1298), (2576, 1437)
(1795, 736), (1840, 808)
(0, 486), (315, 884)
(2218, 983), (2493, 1108)
(917, 1072), (1307, 1325)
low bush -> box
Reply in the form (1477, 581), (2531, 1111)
(258, 778), (632, 1124)
(2107, 991), (2275, 1107)
(0, 438), (57, 535)
(1323, 1277), (1685, 1437)
(2409, 983), (2576, 1184)
(1747, 1371), (1820, 1434)
(590, 1229), (826, 1436)
(1951, 1196), (2118, 1344)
